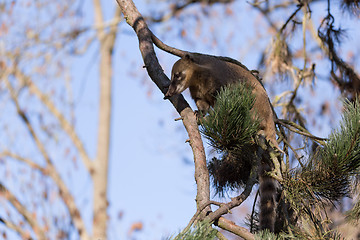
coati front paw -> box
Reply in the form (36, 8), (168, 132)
(194, 110), (206, 124)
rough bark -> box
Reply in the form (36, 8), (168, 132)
(115, 0), (211, 218)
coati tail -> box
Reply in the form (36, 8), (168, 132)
(208, 152), (254, 195)
(259, 162), (277, 232)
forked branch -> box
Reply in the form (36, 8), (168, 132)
(115, 0), (211, 220)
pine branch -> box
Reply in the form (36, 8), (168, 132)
(217, 217), (255, 240)
(282, 98), (360, 233)
(346, 196), (360, 222)
(200, 82), (260, 193)
(169, 222), (218, 240)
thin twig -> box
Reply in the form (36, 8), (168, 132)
(0, 216), (33, 240)
(281, 136), (305, 167)
(4, 78), (90, 240)
(205, 177), (256, 223)
(0, 183), (46, 239)
(0, 151), (45, 172)
(279, 3), (303, 34)
(146, 0), (196, 23)
(15, 70), (94, 173)
(276, 119), (328, 144)
(181, 200), (222, 235)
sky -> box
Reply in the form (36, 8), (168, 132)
(1, 0), (360, 239)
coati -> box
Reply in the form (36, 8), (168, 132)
(164, 53), (278, 232)
(164, 53), (278, 148)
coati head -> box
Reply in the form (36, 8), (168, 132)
(164, 54), (195, 99)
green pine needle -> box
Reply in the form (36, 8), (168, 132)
(168, 222), (217, 240)
(200, 82), (260, 152)
(200, 82), (261, 193)
(283, 99), (360, 216)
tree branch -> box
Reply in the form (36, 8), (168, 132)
(115, 0), (210, 217)
(4, 78), (90, 240)
(276, 119), (328, 144)
(202, 176), (256, 239)
(150, 31), (188, 58)
(0, 183), (46, 239)
(0, 151), (45, 172)
(181, 200), (222, 235)
(146, 0), (197, 23)
(0, 216), (33, 240)
(14, 69), (94, 174)
(217, 217), (255, 240)
(205, 177), (256, 223)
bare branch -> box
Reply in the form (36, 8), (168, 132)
(14, 69), (94, 173)
(0, 216), (33, 240)
(146, 0), (196, 23)
(150, 31), (188, 58)
(93, 0), (105, 36)
(181, 200), (222, 234)
(0, 183), (46, 239)
(279, 3), (303, 34)
(4, 78), (90, 240)
(205, 177), (256, 224)
(0, 151), (45, 172)
(217, 217), (255, 240)
(115, 0), (210, 217)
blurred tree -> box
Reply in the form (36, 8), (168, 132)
(0, 0), (120, 239)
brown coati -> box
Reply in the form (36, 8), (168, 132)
(164, 53), (278, 148)
(164, 53), (278, 232)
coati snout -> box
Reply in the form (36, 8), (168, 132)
(164, 58), (191, 99)
(163, 72), (187, 99)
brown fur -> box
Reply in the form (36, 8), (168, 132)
(164, 53), (279, 232)
(165, 53), (278, 149)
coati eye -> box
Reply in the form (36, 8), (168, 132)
(174, 72), (182, 80)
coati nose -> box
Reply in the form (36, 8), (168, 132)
(163, 85), (171, 100)
(163, 92), (171, 100)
